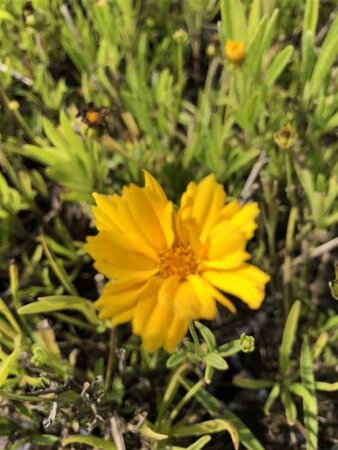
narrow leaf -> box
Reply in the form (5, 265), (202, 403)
(62, 435), (116, 450)
(279, 300), (301, 375)
(266, 45), (293, 86)
(301, 338), (318, 450)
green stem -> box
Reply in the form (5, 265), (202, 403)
(155, 362), (191, 427)
(169, 379), (204, 423)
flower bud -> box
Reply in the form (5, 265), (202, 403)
(225, 39), (245, 64)
(240, 333), (255, 353)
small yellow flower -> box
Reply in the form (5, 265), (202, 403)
(225, 39), (245, 64)
(86, 173), (270, 352)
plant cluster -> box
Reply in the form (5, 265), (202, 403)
(0, 0), (337, 449)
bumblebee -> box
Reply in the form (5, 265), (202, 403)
(79, 102), (109, 131)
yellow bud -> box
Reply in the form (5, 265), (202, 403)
(8, 100), (20, 111)
(225, 39), (245, 64)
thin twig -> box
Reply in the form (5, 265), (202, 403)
(240, 151), (270, 202)
(0, 63), (33, 86)
(291, 237), (338, 267)
(110, 416), (126, 450)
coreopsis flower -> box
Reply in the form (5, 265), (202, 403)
(225, 39), (245, 64)
(86, 173), (269, 352)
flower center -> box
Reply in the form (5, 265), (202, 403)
(159, 244), (198, 278)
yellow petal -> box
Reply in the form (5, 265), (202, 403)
(201, 251), (250, 270)
(203, 264), (270, 309)
(111, 308), (135, 326)
(85, 232), (159, 279)
(92, 193), (121, 232)
(95, 279), (147, 319)
(158, 276), (180, 307)
(142, 302), (173, 352)
(174, 280), (200, 320)
(230, 203), (259, 239)
(143, 170), (168, 205)
(217, 200), (241, 221)
(207, 226), (247, 260)
(132, 278), (161, 335)
(188, 275), (216, 319)
(163, 315), (189, 353)
(179, 175), (226, 242)
(122, 184), (171, 252)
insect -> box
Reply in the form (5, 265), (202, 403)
(79, 102), (109, 131)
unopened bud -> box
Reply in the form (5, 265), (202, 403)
(240, 333), (255, 353)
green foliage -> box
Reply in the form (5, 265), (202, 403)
(0, 0), (337, 448)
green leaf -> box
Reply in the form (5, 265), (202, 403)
(302, 0), (319, 39)
(62, 435), (116, 450)
(172, 419), (239, 450)
(18, 296), (101, 327)
(203, 353), (228, 371)
(32, 435), (59, 446)
(0, 298), (21, 335)
(301, 30), (315, 84)
(281, 390), (297, 425)
(309, 33), (338, 98)
(279, 300), (301, 375)
(301, 337), (318, 450)
(194, 321), (216, 351)
(185, 435), (212, 450)
(264, 383), (280, 416)
(40, 234), (78, 296)
(315, 381), (338, 392)
(180, 378), (264, 450)
(166, 350), (188, 369)
(0, 10), (16, 22)
(247, 0), (261, 42)
(140, 422), (168, 441)
(233, 375), (274, 390)
(0, 346), (21, 387)
(266, 45), (293, 86)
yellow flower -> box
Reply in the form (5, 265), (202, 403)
(225, 39), (245, 64)
(86, 173), (270, 352)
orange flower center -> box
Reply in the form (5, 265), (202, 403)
(159, 244), (198, 278)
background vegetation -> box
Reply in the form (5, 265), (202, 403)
(0, 0), (337, 449)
